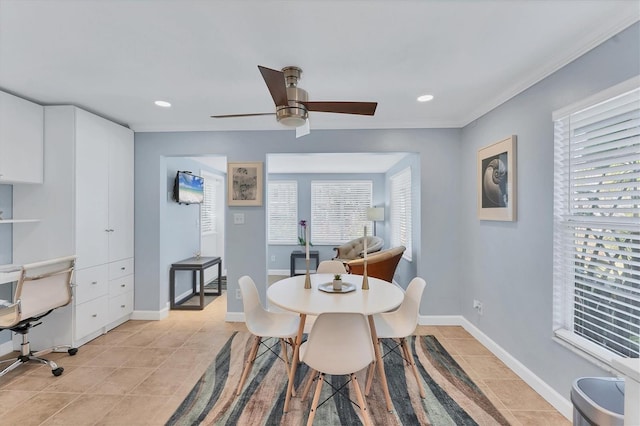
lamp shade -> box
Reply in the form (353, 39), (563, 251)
(367, 207), (385, 222)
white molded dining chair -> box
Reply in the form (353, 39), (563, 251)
(367, 277), (427, 398)
(315, 260), (347, 274)
(236, 275), (301, 396)
(299, 312), (374, 426)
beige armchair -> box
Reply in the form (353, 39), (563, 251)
(332, 236), (384, 261)
(346, 246), (406, 283)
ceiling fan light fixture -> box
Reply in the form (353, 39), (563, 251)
(417, 94), (434, 102)
(276, 105), (308, 127)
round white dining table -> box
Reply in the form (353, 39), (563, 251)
(267, 273), (404, 413)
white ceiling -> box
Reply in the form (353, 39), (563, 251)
(0, 0), (638, 135)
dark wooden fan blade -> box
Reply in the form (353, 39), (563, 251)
(258, 65), (289, 106)
(211, 113), (275, 118)
(301, 101), (377, 116)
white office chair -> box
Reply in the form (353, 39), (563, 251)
(315, 260), (347, 274)
(0, 256), (77, 377)
(300, 312), (374, 426)
(236, 275), (301, 396)
(366, 277), (427, 398)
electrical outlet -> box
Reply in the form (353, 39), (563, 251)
(271, 255), (276, 262)
(236, 289), (242, 300)
(473, 299), (483, 315)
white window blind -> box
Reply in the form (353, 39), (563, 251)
(390, 167), (412, 261)
(200, 172), (218, 235)
(553, 78), (640, 360)
(311, 181), (372, 245)
(268, 181), (298, 244)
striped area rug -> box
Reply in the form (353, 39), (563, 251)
(167, 332), (510, 425)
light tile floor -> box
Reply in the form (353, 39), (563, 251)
(0, 290), (570, 425)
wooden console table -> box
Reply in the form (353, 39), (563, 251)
(170, 256), (222, 310)
(290, 250), (319, 276)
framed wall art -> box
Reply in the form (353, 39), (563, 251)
(227, 162), (263, 206)
(477, 135), (517, 221)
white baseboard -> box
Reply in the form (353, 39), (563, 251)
(418, 315), (466, 326)
(130, 303), (169, 321)
(419, 314), (572, 420)
(225, 311), (245, 322)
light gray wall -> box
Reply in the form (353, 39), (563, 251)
(164, 158), (208, 301)
(458, 22), (639, 399)
(134, 129), (461, 314)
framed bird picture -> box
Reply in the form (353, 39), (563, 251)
(477, 135), (517, 221)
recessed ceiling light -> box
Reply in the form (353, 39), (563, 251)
(154, 100), (171, 107)
(417, 94), (434, 102)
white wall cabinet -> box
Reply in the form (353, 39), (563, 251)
(0, 90), (44, 184)
(13, 106), (134, 349)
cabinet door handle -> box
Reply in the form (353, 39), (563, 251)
(120, 284), (126, 287)
(120, 304), (126, 308)
(92, 314), (97, 317)
(91, 281), (98, 285)
(120, 267), (126, 270)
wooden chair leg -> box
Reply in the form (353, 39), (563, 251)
(307, 372), (325, 426)
(280, 339), (289, 367)
(301, 369), (318, 401)
(236, 335), (261, 395)
(351, 373), (372, 426)
(279, 338), (297, 397)
(365, 338), (380, 395)
(400, 337), (426, 399)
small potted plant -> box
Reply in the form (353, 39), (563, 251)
(332, 274), (343, 291)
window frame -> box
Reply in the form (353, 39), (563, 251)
(267, 180), (299, 245)
(390, 167), (412, 261)
(552, 76), (640, 364)
(310, 180), (373, 245)
(200, 170), (220, 236)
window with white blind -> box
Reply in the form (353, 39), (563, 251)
(311, 181), (372, 245)
(390, 167), (412, 261)
(553, 77), (640, 361)
(200, 172), (218, 235)
(268, 181), (298, 244)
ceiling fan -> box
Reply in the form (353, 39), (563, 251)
(211, 65), (378, 137)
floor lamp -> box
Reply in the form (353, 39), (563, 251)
(367, 207), (385, 236)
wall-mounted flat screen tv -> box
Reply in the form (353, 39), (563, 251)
(173, 171), (204, 204)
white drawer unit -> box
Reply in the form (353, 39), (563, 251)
(75, 296), (109, 341)
(74, 265), (109, 305)
(109, 258), (134, 281)
(106, 257), (134, 328)
(108, 290), (134, 324)
(109, 274), (133, 298)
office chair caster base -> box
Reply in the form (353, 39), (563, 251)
(68, 348), (78, 356)
(52, 367), (64, 376)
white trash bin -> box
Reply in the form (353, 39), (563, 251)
(571, 377), (624, 426)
